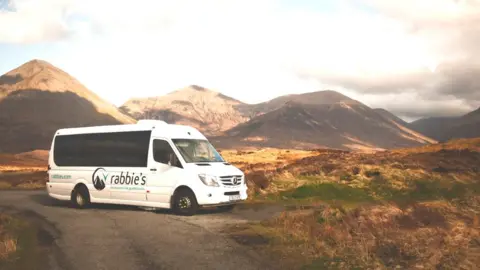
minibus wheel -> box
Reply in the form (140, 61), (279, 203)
(173, 189), (198, 216)
(71, 185), (90, 209)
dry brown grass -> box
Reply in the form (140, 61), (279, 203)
(232, 200), (480, 269)
(0, 214), (18, 260)
(0, 182), (12, 189)
(222, 139), (480, 201)
(0, 171), (47, 190)
(221, 148), (320, 198)
(221, 148), (317, 171)
(225, 138), (480, 269)
(0, 150), (48, 190)
(0, 212), (48, 269)
(0, 166), (46, 172)
(393, 137), (480, 154)
(0, 150), (48, 173)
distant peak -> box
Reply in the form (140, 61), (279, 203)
(189, 84), (207, 91)
(318, 89), (352, 98)
(466, 106), (480, 116)
(284, 100), (301, 107)
(23, 59), (53, 67)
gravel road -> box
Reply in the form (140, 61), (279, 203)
(0, 190), (285, 270)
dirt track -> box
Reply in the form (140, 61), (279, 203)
(0, 190), (284, 270)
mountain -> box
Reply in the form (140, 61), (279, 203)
(120, 85), (249, 135)
(409, 107), (480, 142)
(409, 117), (455, 141)
(248, 90), (359, 117)
(211, 91), (437, 151)
(373, 108), (409, 127)
(448, 107), (480, 138)
(0, 59), (135, 153)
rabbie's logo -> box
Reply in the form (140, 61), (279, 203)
(92, 168), (147, 191)
(92, 168), (109, 191)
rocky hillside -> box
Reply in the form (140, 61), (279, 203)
(212, 91), (437, 150)
(120, 85), (249, 135)
(373, 108), (409, 127)
(0, 59), (135, 153)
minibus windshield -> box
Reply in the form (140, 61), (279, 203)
(172, 139), (225, 163)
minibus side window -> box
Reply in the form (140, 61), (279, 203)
(153, 140), (182, 168)
(53, 131), (151, 167)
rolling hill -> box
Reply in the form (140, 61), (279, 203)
(120, 85), (249, 135)
(409, 107), (480, 142)
(211, 91), (437, 150)
(0, 59), (135, 153)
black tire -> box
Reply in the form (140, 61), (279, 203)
(173, 189), (198, 216)
(218, 204), (235, 212)
(71, 185), (90, 209)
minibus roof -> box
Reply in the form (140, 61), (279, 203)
(54, 120), (207, 140)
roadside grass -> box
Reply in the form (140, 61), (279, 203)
(226, 143), (480, 269)
(0, 212), (46, 270)
(0, 182), (12, 189)
(232, 194), (480, 269)
(393, 137), (480, 153)
(0, 171), (47, 190)
(221, 148), (316, 165)
(0, 166), (46, 173)
(281, 182), (374, 203)
(0, 150), (48, 190)
(0, 214), (18, 260)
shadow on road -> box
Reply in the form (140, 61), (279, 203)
(29, 193), (233, 216)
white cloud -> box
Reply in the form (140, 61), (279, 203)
(2, 0), (479, 119)
(0, 0), (73, 43)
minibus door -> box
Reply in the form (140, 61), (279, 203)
(147, 138), (183, 204)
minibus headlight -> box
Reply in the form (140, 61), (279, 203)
(198, 174), (220, 187)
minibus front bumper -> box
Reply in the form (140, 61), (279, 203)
(196, 186), (248, 207)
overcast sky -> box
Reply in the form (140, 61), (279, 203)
(1, 0), (479, 121)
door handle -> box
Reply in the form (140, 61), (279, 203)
(150, 168), (157, 171)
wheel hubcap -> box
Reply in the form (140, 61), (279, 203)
(76, 193), (84, 205)
(178, 197), (191, 209)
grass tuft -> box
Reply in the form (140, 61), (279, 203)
(281, 182), (373, 204)
(0, 214), (18, 260)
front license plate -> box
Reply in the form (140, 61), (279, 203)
(229, 195), (241, 201)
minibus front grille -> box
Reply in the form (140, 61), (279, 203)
(219, 175), (243, 186)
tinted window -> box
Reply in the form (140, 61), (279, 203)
(53, 131), (151, 167)
(153, 139), (181, 168)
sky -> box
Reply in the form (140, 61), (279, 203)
(1, 0), (480, 122)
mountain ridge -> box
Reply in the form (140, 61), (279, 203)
(0, 59), (447, 153)
(211, 95), (437, 151)
(120, 84), (438, 150)
(0, 59), (135, 153)
(409, 107), (480, 141)
(120, 84), (249, 135)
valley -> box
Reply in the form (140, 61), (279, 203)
(0, 59), (479, 269)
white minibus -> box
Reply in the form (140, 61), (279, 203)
(46, 120), (247, 215)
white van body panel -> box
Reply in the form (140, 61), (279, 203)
(46, 120), (248, 210)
